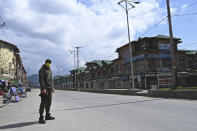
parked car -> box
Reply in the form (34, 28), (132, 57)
(26, 86), (31, 92)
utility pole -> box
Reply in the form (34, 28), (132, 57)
(68, 49), (77, 88)
(75, 46), (82, 89)
(20, 57), (26, 85)
(117, 0), (140, 89)
(26, 68), (31, 88)
(55, 65), (62, 89)
(166, 0), (177, 87)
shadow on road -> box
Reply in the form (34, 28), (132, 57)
(0, 121), (38, 129)
(53, 98), (163, 112)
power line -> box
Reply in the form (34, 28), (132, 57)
(106, 52), (117, 59)
(4, 26), (18, 44)
(175, 2), (197, 13)
(173, 12), (197, 17)
(139, 16), (167, 37)
(3, 27), (16, 43)
(2, 28), (11, 42)
(55, 65), (62, 76)
(138, 1), (197, 38)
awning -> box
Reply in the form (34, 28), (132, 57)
(0, 77), (10, 81)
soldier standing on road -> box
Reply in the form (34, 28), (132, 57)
(39, 59), (55, 124)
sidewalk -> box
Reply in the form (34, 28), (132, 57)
(59, 88), (145, 96)
(0, 95), (5, 108)
(0, 93), (11, 108)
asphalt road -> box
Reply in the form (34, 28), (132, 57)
(0, 89), (197, 131)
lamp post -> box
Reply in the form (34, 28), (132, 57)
(117, 0), (140, 88)
(68, 49), (77, 88)
(55, 64), (62, 89)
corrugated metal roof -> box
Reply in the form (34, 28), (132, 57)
(87, 60), (112, 67)
(178, 50), (197, 55)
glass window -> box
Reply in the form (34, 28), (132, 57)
(160, 44), (171, 50)
(148, 60), (157, 69)
(188, 59), (193, 68)
(124, 50), (130, 58)
(179, 56), (186, 67)
(162, 60), (171, 67)
(139, 61), (144, 70)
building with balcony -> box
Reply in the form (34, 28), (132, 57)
(0, 40), (27, 86)
(60, 35), (196, 89)
(116, 35), (197, 88)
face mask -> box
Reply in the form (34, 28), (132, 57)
(46, 63), (51, 68)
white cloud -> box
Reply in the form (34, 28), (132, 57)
(0, 0), (165, 75)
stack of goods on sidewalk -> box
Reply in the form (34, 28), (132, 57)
(0, 78), (28, 107)
(0, 82), (5, 107)
(4, 85), (27, 103)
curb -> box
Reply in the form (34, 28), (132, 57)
(0, 95), (5, 108)
(0, 94), (9, 108)
(147, 89), (197, 100)
(57, 88), (143, 96)
(0, 103), (8, 108)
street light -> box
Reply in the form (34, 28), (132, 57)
(68, 49), (77, 88)
(55, 64), (62, 89)
(117, 0), (140, 89)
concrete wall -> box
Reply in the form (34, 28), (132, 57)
(148, 90), (197, 100)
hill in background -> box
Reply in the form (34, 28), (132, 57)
(28, 74), (39, 87)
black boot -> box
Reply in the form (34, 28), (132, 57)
(45, 113), (55, 120)
(39, 116), (46, 124)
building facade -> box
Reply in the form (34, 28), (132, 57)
(116, 35), (196, 89)
(55, 35), (197, 89)
(0, 40), (27, 86)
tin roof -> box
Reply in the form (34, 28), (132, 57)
(178, 50), (197, 55)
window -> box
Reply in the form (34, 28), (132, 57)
(115, 64), (120, 73)
(139, 61), (144, 70)
(12, 58), (15, 64)
(160, 44), (171, 50)
(0, 68), (4, 74)
(162, 60), (171, 67)
(0, 44), (4, 48)
(124, 64), (130, 74)
(188, 59), (193, 68)
(148, 60), (157, 69)
(124, 50), (130, 58)
(179, 56), (186, 68)
(141, 42), (146, 48)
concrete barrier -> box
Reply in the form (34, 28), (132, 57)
(58, 88), (197, 100)
(58, 88), (140, 95)
(148, 90), (197, 100)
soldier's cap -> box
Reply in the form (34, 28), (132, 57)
(45, 59), (52, 64)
